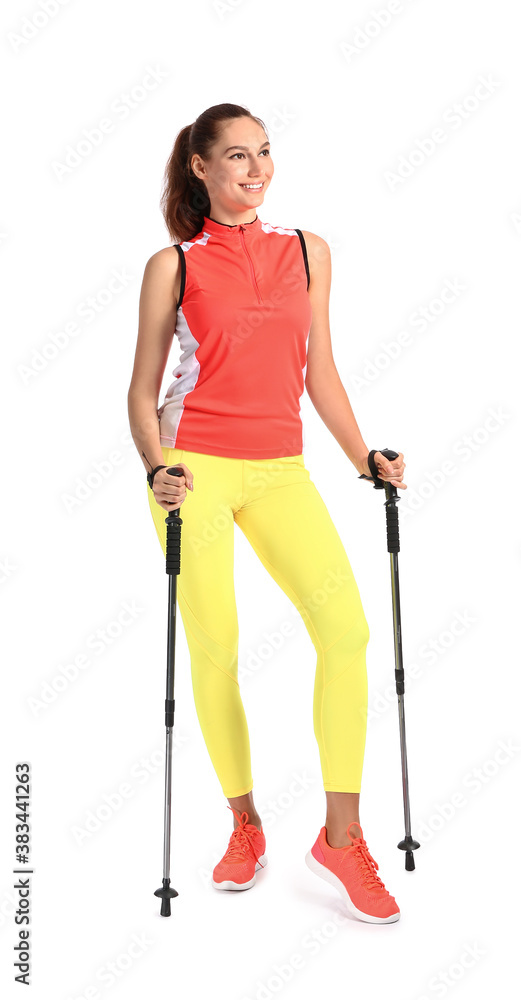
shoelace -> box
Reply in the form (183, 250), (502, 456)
(225, 807), (266, 868)
(339, 822), (386, 891)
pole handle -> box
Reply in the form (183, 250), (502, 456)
(165, 467), (184, 576)
(379, 450), (401, 554)
(358, 448), (400, 553)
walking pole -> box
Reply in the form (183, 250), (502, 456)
(359, 448), (420, 872)
(154, 466), (184, 915)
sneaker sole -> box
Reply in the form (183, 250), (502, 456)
(305, 850), (400, 924)
(212, 854), (268, 891)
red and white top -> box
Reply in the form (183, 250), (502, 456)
(157, 213), (312, 458)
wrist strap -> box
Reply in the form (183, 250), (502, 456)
(148, 464), (167, 489)
(358, 449), (385, 490)
(367, 449), (380, 482)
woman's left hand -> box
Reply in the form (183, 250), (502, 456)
(358, 451), (407, 489)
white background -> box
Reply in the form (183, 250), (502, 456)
(1, 0), (520, 997)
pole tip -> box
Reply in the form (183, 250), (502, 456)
(154, 878), (179, 915)
(397, 836), (420, 871)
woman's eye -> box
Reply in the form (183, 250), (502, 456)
(231, 150), (270, 159)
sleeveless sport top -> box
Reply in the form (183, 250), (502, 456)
(157, 213), (312, 458)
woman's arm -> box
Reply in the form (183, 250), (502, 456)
(301, 230), (370, 475)
(301, 231), (407, 488)
(127, 247), (180, 475)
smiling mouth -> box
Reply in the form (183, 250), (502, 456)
(239, 182), (264, 190)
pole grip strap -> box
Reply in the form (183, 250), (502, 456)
(358, 448), (398, 489)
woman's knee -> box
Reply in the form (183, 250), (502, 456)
(330, 611), (370, 657)
(318, 612), (369, 690)
(308, 582), (370, 652)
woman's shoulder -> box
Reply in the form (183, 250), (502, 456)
(297, 229), (330, 254)
(296, 230), (331, 281)
(142, 246), (183, 287)
(141, 246), (183, 307)
(145, 245), (182, 270)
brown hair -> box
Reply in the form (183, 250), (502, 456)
(160, 103), (268, 244)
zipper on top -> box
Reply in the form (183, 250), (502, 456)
(239, 225), (263, 303)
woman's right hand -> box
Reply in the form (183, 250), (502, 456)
(152, 463), (194, 511)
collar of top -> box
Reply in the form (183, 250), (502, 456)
(201, 214), (261, 237)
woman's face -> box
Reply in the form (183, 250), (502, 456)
(191, 119), (274, 216)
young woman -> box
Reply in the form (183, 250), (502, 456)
(127, 102), (407, 925)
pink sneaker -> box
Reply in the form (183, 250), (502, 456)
(212, 807), (267, 891)
(305, 821), (400, 923)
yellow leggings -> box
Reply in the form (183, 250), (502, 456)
(147, 447), (369, 798)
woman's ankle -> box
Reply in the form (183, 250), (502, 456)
(325, 819), (361, 848)
(234, 813), (262, 831)
(227, 794), (261, 831)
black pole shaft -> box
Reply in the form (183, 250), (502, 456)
(389, 549), (413, 837)
(154, 468), (183, 914)
(383, 480), (420, 870)
(162, 570), (178, 881)
(357, 450), (420, 868)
